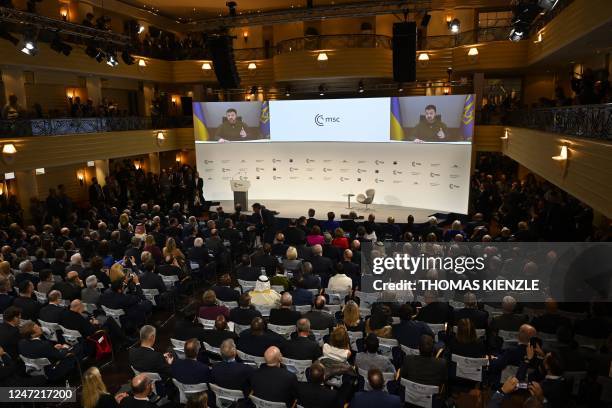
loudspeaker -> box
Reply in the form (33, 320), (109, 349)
(207, 36), (241, 89)
(393, 22), (417, 83)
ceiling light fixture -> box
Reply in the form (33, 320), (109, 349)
(317, 52), (328, 61)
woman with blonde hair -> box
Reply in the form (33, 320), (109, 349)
(118, 213), (133, 232)
(282, 246), (302, 273)
(0, 260), (14, 286)
(163, 237), (185, 264)
(109, 263), (125, 284)
(322, 325), (351, 362)
(82, 366), (127, 408)
(342, 301), (364, 332)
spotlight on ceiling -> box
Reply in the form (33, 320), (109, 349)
(20, 34), (38, 56)
(318, 84), (326, 96)
(106, 49), (119, 67)
(138, 24), (145, 34)
(448, 18), (460, 34)
(509, 24), (527, 41)
(50, 32), (72, 56)
(358, 80), (365, 93)
(121, 49), (135, 65)
(226, 1), (237, 17)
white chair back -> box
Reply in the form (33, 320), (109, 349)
(354, 291), (380, 308)
(59, 325), (82, 346)
(38, 320), (59, 342)
(237, 350), (265, 367)
(400, 378), (439, 408)
(378, 337), (399, 357)
(234, 323), (250, 334)
(401, 344), (419, 356)
(254, 304), (272, 317)
(325, 291), (347, 305)
(82, 303), (98, 314)
(249, 395), (287, 408)
(294, 305), (311, 313)
(161, 275), (179, 289)
(203, 341), (221, 356)
(347, 330), (363, 348)
(172, 379), (208, 404)
(311, 329), (329, 345)
(357, 367), (395, 391)
(20, 355), (51, 376)
(209, 384), (244, 408)
(271, 285), (285, 293)
(34, 291), (48, 304)
(322, 304), (341, 314)
(451, 354), (488, 382)
(141, 289), (159, 306)
(238, 279), (256, 292)
(498, 330), (519, 349)
(219, 301), (238, 309)
(268, 323), (296, 339)
(452, 326), (486, 338)
(575, 335), (605, 351)
(101, 305), (125, 327)
(500, 365), (518, 384)
(198, 317), (215, 329)
(426, 323), (446, 341)
(170, 338), (186, 359)
(283, 358), (311, 381)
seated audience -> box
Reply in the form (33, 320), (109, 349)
(82, 275), (101, 305)
(12, 280), (40, 321)
(303, 296), (336, 331)
(128, 325), (173, 379)
(171, 338), (210, 385)
(355, 333), (396, 373)
(250, 346), (298, 406)
(250, 275), (281, 307)
(296, 361), (340, 408)
(490, 296), (528, 332)
(229, 293), (262, 326)
(281, 318), (322, 361)
(211, 338), (254, 394)
(37, 269), (55, 295)
(201, 315), (238, 348)
(38, 290), (65, 323)
(400, 335), (447, 386)
(236, 317), (285, 356)
(342, 301), (365, 332)
(198, 290), (229, 320)
(83, 366), (128, 408)
(211, 273), (240, 302)
(351, 368), (401, 408)
(119, 373), (157, 408)
(269, 292), (302, 326)
(446, 318), (487, 358)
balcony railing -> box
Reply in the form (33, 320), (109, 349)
(0, 116), (193, 137)
(276, 34), (392, 54)
(506, 104), (612, 140)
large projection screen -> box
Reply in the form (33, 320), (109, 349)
(194, 95), (474, 214)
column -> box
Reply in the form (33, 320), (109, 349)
(15, 170), (38, 224)
(473, 72), (485, 118)
(141, 83), (155, 117)
(192, 85), (206, 102)
(94, 159), (109, 186)
(1, 68), (27, 110)
(148, 152), (160, 175)
(86, 76), (103, 107)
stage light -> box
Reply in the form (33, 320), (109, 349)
(106, 50), (119, 67)
(59, 7), (68, 20)
(358, 81), (364, 93)
(138, 58), (147, 67)
(467, 47), (479, 56)
(318, 84), (325, 96)
(509, 26), (525, 42)
(156, 131), (165, 142)
(50, 33), (72, 56)
(201, 62), (212, 70)
(138, 25), (145, 34)
(247, 62), (257, 70)
(418, 52), (429, 61)
(20, 36), (38, 56)
(316, 52), (328, 61)
(226, 1), (237, 17)
(538, 0), (559, 10)
(122, 49), (135, 65)
(243, 31), (249, 42)
(448, 18), (460, 34)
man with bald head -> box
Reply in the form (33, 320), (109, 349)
(50, 270), (82, 301)
(269, 292), (301, 326)
(250, 346), (298, 406)
(119, 373), (156, 407)
(309, 244), (333, 285)
(303, 296), (335, 331)
(236, 317), (285, 356)
(39, 290), (65, 324)
(489, 324), (537, 383)
(341, 249), (360, 288)
(59, 299), (97, 338)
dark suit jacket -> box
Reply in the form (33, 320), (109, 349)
(250, 365), (298, 406)
(171, 358), (210, 384)
(212, 285), (240, 302)
(281, 336), (322, 361)
(51, 261), (68, 278)
(59, 309), (96, 337)
(296, 382), (339, 408)
(39, 304), (66, 324)
(173, 320), (208, 342)
(490, 313), (528, 332)
(139, 272), (166, 293)
(351, 390), (401, 408)
(211, 360), (255, 393)
(416, 302), (453, 324)
(236, 330), (285, 356)
(18, 337), (70, 365)
(453, 308), (489, 330)
(119, 396), (157, 408)
(284, 227), (306, 247)
(392, 320), (435, 349)
(269, 308), (302, 326)
(128, 346), (171, 379)
(229, 307), (262, 326)
(488, 344), (527, 376)
(12, 296), (41, 321)
(310, 256), (334, 279)
(0, 294), (14, 313)
(322, 245), (341, 263)
(303, 310), (335, 331)
(99, 288), (144, 312)
(530, 313), (571, 335)
(400, 355), (447, 386)
(251, 253), (278, 276)
(291, 288), (314, 306)
(50, 281), (81, 301)
(187, 246), (209, 266)
(15, 272), (40, 287)
(0, 322), (21, 358)
(236, 265), (260, 282)
(201, 329), (238, 348)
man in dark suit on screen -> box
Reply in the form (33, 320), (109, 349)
(412, 104), (449, 142)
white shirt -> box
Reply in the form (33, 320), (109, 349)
(327, 274), (352, 293)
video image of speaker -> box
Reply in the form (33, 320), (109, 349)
(393, 22), (417, 83)
(207, 35), (241, 89)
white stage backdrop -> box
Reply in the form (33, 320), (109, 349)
(195, 142), (471, 214)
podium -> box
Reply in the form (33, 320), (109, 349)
(230, 179), (251, 209)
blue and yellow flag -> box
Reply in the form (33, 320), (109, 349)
(259, 100), (270, 137)
(390, 97), (405, 141)
(460, 94), (475, 141)
(192, 102), (210, 141)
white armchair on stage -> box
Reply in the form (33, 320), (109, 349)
(356, 189), (375, 210)
(230, 179), (251, 209)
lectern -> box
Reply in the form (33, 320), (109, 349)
(230, 179), (251, 209)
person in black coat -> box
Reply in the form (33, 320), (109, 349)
(201, 315), (238, 348)
(452, 293), (488, 330)
(119, 374), (157, 408)
(251, 243), (279, 276)
(236, 317), (285, 357)
(170, 338), (211, 385)
(50, 271), (83, 301)
(269, 293), (302, 326)
(284, 219), (306, 247)
(211, 274), (240, 302)
(296, 361), (340, 408)
(446, 318), (486, 358)
(59, 299), (97, 338)
(351, 368), (401, 408)
(79, 256), (112, 289)
(399, 335), (447, 387)
(12, 280), (41, 321)
(229, 293), (262, 326)
(18, 321), (78, 382)
(99, 277), (152, 331)
(0, 277), (14, 313)
(250, 346), (298, 406)
(281, 318), (322, 361)
(128, 325), (173, 380)
(303, 296), (335, 331)
(0, 307), (22, 359)
(236, 255), (260, 282)
(138, 261), (166, 305)
(416, 292), (453, 324)
(211, 338), (255, 395)
(392, 304), (435, 349)
(38, 290), (66, 323)
(309, 246), (334, 284)
(51, 249), (69, 279)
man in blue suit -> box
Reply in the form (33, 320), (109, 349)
(351, 368), (401, 408)
(171, 338), (210, 384)
(210, 338), (254, 396)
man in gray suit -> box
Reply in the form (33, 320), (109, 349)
(81, 275), (100, 305)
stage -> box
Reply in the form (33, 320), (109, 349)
(217, 200), (445, 223)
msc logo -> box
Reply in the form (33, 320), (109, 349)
(314, 114), (340, 126)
